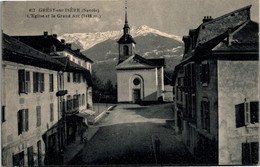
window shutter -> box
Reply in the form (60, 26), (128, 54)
(250, 102), (259, 123)
(251, 142), (259, 164)
(33, 72), (37, 92)
(25, 71), (30, 93)
(235, 103), (245, 128)
(17, 110), (23, 135)
(25, 109), (28, 131)
(50, 103), (54, 122)
(40, 73), (44, 92)
(244, 101), (250, 125)
(36, 106), (41, 127)
(242, 143), (250, 164)
(49, 74), (53, 92)
(18, 70), (25, 93)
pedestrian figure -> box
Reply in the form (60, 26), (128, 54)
(155, 136), (161, 155)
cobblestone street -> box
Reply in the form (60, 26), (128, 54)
(69, 103), (196, 165)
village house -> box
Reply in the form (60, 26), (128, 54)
(116, 8), (171, 103)
(171, 5), (258, 165)
(2, 33), (93, 166)
(12, 32), (94, 145)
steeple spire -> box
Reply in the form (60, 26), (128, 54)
(123, 0), (130, 35)
(125, 0), (128, 24)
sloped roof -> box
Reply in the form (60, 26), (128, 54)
(212, 21), (259, 51)
(116, 54), (157, 70)
(12, 34), (93, 62)
(117, 34), (136, 44)
(195, 5), (251, 47)
(2, 33), (65, 71)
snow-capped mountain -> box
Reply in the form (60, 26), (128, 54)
(58, 25), (182, 51)
(58, 25), (184, 84)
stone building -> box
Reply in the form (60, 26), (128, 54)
(171, 5), (258, 165)
(2, 33), (93, 166)
(116, 8), (169, 103)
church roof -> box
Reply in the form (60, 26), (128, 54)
(117, 34), (136, 44)
(116, 54), (164, 70)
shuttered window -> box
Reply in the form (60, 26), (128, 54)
(27, 146), (34, 166)
(73, 73), (76, 82)
(2, 106), (5, 123)
(40, 73), (44, 92)
(235, 101), (259, 128)
(33, 72), (37, 92)
(242, 142), (259, 164)
(13, 151), (24, 166)
(25, 109), (29, 131)
(33, 72), (45, 93)
(18, 70), (25, 93)
(17, 109), (29, 135)
(18, 70), (30, 94)
(36, 106), (41, 127)
(25, 71), (31, 93)
(50, 103), (54, 122)
(37, 141), (42, 166)
(17, 110), (23, 135)
(49, 74), (54, 92)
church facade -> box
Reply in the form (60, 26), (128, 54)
(116, 10), (165, 103)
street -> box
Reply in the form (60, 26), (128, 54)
(69, 103), (196, 165)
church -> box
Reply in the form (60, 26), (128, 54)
(116, 6), (166, 103)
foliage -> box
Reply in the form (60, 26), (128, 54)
(92, 71), (117, 103)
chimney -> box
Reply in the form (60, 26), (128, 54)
(44, 31), (48, 38)
(61, 39), (65, 44)
(202, 16), (213, 23)
(53, 34), (57, 39)
(227, 28), (233, 46)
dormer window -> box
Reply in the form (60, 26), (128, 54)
(123, 45), (129, 56)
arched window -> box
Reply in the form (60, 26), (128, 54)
(123, 45), (129, 56)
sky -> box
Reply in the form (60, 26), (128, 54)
(2, 0), (259, 37)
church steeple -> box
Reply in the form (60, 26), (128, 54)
(117, 0), (136, 64)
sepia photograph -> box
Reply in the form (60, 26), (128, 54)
(1, 0), (259, 166)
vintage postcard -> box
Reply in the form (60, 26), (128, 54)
(1, 0), (259, 166)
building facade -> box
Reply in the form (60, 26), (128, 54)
(2, 33), (93, 166)
(116, 8), (169, 103)
(172, 5), (259, 165)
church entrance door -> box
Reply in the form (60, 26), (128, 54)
(133, 89), (141, 103)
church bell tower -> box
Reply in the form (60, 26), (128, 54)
(117, 0), (136, 64)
